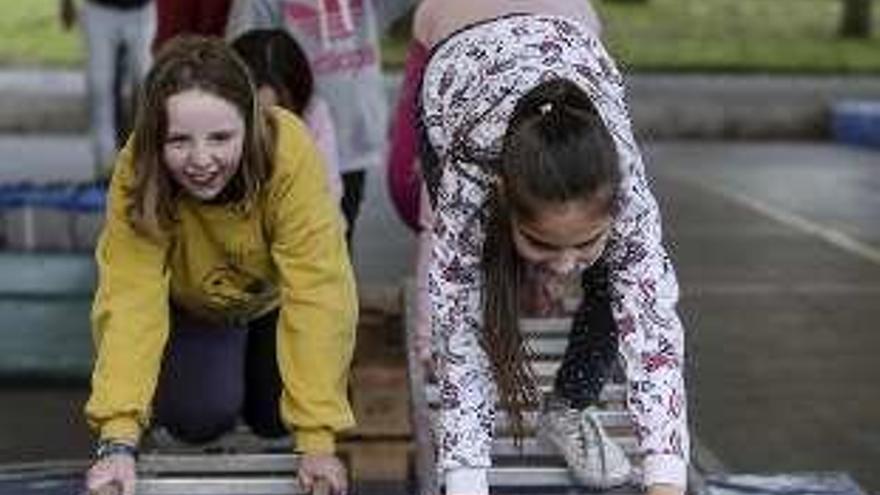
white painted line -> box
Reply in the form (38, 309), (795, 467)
(664, 172), (880, 266)
(682, 282), (880, 296)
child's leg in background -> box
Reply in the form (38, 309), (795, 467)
(341, 170), (366, 246)
(117, 2), (156, 151)
(81, 3), (122, 175)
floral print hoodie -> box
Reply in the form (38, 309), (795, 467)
(420, 14), (689, 493)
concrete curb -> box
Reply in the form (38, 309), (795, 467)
(0, 70), (88, 134)
(1, 69), (880, 138)
(625, 73), (880, 140)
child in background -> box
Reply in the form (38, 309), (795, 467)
(226, 0), (403, 244)
(231, 28), (344, 204)
(83, 36), (355, 495)
(59, 0), (156, 177)
(153, 0), (232, 51)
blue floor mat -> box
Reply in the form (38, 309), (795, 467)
(704, 472), (866, 495)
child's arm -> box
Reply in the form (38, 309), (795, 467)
(599, 79), (690, 494)
(86, 144), (172, 446)
(610, 158), (689, 488)
(266, 112), (357, 454)
(387, 39), (429, 231)
(427, 162), (495, 495)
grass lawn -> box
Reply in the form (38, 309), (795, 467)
(0, 1), (83, 67)
(1, 0), (879, 73)
(598, 0), (880, 73)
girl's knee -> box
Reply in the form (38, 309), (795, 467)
(161, 415), (238, 444)
(242, 406), (286, 439)
(157, 403), (240, 444)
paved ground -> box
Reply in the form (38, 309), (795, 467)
(651, 142), (880, 492)
(0, 136), (878, 493)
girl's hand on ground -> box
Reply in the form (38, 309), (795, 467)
(85, 454), (136, 495)
(298, 453), (347, 495)
(646, 483), (685, 495)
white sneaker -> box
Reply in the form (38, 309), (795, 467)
(537, 396), (632, 488)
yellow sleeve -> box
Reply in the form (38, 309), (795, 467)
(267, 112), (357, 454)
(84, 144), (171, 444)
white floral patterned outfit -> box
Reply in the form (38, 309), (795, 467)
(420, 14), (689, 493)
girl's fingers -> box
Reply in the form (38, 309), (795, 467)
(88, 481), (121, 495)
(299, 470), (315, 493)
(312, 478), (332, 495)
(121, 477), (137, 495)
(85, 464), (113, 491)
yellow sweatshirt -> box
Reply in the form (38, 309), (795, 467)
(85, 108), (356, 454)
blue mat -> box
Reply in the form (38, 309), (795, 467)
(0, 181), (106, 212)
(831, 100), (880, 150)
(704, 472), (866, 495)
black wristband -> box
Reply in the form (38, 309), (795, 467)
(94, 439), (139, 460)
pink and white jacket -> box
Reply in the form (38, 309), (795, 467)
(420, 14), (689, 494)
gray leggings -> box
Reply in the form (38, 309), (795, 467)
(153, 309), (286, 444)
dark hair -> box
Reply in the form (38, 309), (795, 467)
(483, 78), (621, 440)
(128, 35), (275, 239)
(230, 29), (314, 116)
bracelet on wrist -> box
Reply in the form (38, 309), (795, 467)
(94, 439), (139, 460)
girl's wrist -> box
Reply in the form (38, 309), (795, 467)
(446, 467), (488, 495)
(646, 483), (685, 495)
(94, 439), (139, 460)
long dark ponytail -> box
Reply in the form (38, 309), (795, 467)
(482, 78), (621, 441)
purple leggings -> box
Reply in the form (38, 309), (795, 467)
(153, 308), (286, 444)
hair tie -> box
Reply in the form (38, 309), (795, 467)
(538, 101), (553, 115)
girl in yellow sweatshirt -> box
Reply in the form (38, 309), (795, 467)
(83, 36), (356, 495)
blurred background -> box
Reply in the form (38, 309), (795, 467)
(0, 0), (877, 494)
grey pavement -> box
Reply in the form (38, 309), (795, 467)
(650, 142), (880, 492)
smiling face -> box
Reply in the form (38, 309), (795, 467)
(511, 195), (612, 275)
(163, 89), (245, 201)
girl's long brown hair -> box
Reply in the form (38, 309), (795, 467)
(483, 78), (621, 441)
(127, 35), (276, 239)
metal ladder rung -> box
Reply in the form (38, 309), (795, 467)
(491, 436), (640, 457)
(138, 453), (300, 475)
(527, 337), (570, 357)
(485, 467), (642, 493)
(520, 318), (573, 335)
(424, 384), (627, 408)
(135, 477), (305, 495)
(495, 410), (633, 432)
